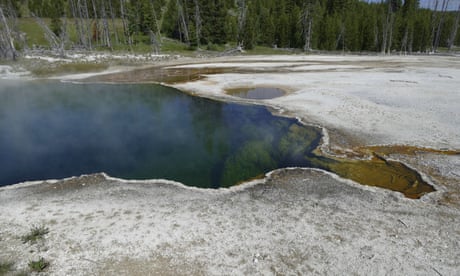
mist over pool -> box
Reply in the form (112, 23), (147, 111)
(0, 81), (321, 188)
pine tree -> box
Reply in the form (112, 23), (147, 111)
(50, 0), (64, 36)
(162, 0), (180, 39)
(224, 8), (238, 43)
(241, 1), (255, 49)
(258, 6), (275, 46)
(0, 0), (458, 57)
(413, 8), (431, 52)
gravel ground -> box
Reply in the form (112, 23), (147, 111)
(1, 170), (459, 275)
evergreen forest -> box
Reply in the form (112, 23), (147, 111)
(1, 0), (459, 59)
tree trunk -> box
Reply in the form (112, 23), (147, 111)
(69, 0), (83, 48)
(100, 0), (112, 49)
(430, 0), (440, 52)
(177, 0), (190, 45)
(387, 12), (394, 54)
(31, 12), (62, 52)
(194, 0), (201, 47)
(90, 0), (99, 45)
(433, 0), (450, 52)
(149, 30), (160, 54)
(381, 2), (392, 54)
(119, 0), (132, 49)
(60, 16), (68, 56)
(149, 0), (162, 42)
(108, 0), (119, 45)
(0, 6), (17, 60)
(237, 0), (247, 44)
(448, 4), (460, 51)
(301, 2), (314, 52)
(373, 21), (380, 51)
(80, 0), (92, 50)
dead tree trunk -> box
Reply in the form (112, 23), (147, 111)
(0, 6), (17, 60)
(70, 0), (93, 50)
(400, 16), (415, 54)
(80, 0), (92, 50)
(194, 0), (201, 47)
(301, 1), (315, 52)
(148, 0), (162, 40)
(237, 0), (247, 44)
(69, 0), (89, 49)
(177, 0), (190, 45)
(100, 0), (112, 49)
(336, 24), (345, 52)
(119, 0), (132, 48)
(381, 2), (392, 54)
(90, 0), (99, 45)
(400, 27), (408, 54)
(381, 0), (398, 55)
(31, 12), (65, 56)
(387, 12), (395, 54)
(149, 30), (160, 54)
(430, 0), (440, 52)
(60, 16), (69, 54)
(108, 0), (119, 45)
(400, 2), (415, 55)
(433, 0), (450, 52)
(448, 3), (460, 51)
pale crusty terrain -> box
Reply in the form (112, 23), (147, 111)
(170, 55), (460, 150)
(1, 55), (459, 275)
(1, 168), (459, 276)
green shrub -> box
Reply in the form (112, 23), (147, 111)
(28, 257), (49, 272)
(21, 225), (49, 244)
(0, 261), (13, 275)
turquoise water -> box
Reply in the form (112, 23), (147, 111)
(0, 81), (321, 188)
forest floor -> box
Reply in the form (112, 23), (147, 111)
(0, 53), (459, 275)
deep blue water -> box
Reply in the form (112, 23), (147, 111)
(0, 81), (321, 188)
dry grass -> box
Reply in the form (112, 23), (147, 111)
(21, 225), (49, 244)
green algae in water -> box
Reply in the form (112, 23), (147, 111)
(0, 81), (435, 198)
(311, 155), (435, 199)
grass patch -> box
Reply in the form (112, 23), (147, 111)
(17, 18), (193, 55)
(245, 46), (301, 55)
(0, 261), (13, 275)
(13, 17), (347, 57)
(160, 38), (191, 54)
(21, 225), (49, 244)
(17, 18), (50, 47)
(28, 257), (49, 272)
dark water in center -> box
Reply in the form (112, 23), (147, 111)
(0, 80), (436, 198)
(0, 81), (321, 188)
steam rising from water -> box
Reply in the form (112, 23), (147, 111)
(0, 80), (320, 187)
(0, 80), (435, 198)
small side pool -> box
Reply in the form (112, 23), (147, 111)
(227, 87), (286, 100)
